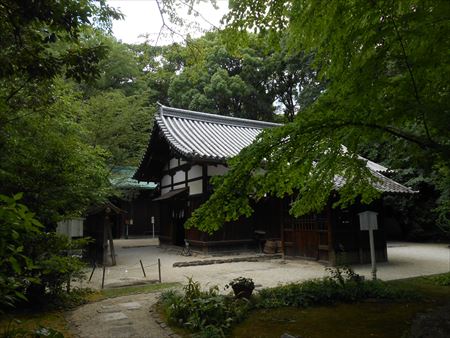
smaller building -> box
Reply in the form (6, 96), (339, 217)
(110, 166), (158, 238)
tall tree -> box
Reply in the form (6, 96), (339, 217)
(0, 80), (111, 224)
(167, 32), (276, 121)
(0, 1), (121, 223)
(82, 90), (154, 166)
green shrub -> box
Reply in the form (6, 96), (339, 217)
(159, 278), (250, 335)
(0, 193), (89, 312)
(430, 272), (450, 286)
(0, 193), (43, 312)
(257, 267), (415, 309)
(0, 323), (64, 338)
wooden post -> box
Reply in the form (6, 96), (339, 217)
(105, 221), (116, 266)
(88, 263), (96, 282)
(280, 199), (284, 259)
(101, 265), (106, 289)
(140, 259), (146, 277)
(103, 221), (108, 266)
(67, 274), (71, 293)
(369, 227), (377, 280)
(158, 258), (161, 283)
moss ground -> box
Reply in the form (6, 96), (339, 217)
(232, 274), (450, 338)
(0, 282), (179, 337)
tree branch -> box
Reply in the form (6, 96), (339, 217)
(303, 119), (446, 155)
(388, 7), (432, 143)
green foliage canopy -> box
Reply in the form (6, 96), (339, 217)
(186, 0), (450, 232)
(0, 1), (121, 224)
(0, 80), (112, 224)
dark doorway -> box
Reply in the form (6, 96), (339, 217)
(175, 217), (186, 246)
(169, 198), (187, 246)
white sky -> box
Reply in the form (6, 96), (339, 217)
(107, 0), (229, 45)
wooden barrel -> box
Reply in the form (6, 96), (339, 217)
(275, 240), (282, 253)
(263, 240), (277, 254)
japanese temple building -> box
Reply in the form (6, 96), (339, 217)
(134, 104), (414, 264)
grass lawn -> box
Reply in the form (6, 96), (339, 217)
(232, 274), (450, 338)
(0, 282), (179, 337)
(87, 282), (180, 302)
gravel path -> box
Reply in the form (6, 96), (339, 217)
(67, 293), (179, 338)
(85, 240), (450, 291)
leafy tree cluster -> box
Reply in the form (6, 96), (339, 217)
(131, 31), (322, 122)
(0, 1), (154, 223)
(0, 194), (88, 313)
(187, 0), (450, 233)
(79, 35), (156, 167)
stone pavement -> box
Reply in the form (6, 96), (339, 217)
(67, 292), (179, 338)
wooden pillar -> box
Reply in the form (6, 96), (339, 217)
(103, 211), (116, 266)
(280, 198), (285, 259)
(327, 200), (336, 265)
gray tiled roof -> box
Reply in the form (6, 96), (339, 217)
(371, 171), (416, 193)
(334, 171), (416, 194)
(141, 105), (414, 194)
(156, 105), (280, 160)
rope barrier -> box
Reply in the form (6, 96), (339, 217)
(89, 258), (162, 286)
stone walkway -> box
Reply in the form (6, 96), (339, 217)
(67, 293), (179, 338)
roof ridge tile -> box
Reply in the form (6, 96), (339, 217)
(159, 104), (281, 129)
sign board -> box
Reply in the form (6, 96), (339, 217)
(151, 216), (155, 224)
(56, 218), (84, 238)
(358, 211), (378, 231)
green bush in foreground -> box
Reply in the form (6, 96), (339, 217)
(430, 272), (450, 286)
(160, 278), (250, 336)
(0, 193), (90, 313)
(257, 267), (417, 309)
(0, 321), (64, 338)
(159, 269), (418, 337)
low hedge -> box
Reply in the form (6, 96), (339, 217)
(159, 267), (417, 337)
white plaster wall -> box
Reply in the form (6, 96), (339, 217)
(169, 158), (179, 169)
(161, 174), (171, 187)
(188, 179), (203, 195)
(208, 165), (228, 176)
(173, 170), (185, 184)
(173, 183), (186, 191)
(188, 165), (202, 179)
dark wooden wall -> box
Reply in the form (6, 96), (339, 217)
(112, 190), (160, 238)
(283, 198), (331, 262)
(331, 200), (387, 265)
(157, 193), (282, 252)
(281, 197), (387, 265)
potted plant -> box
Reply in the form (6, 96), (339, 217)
(227, 277), (255, 299)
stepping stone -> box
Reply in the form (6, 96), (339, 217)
(119, 302), (142, 310)
(97, 305), (120, 313)
(101, 312), (128, 322)
(108, 325), (136, 338)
